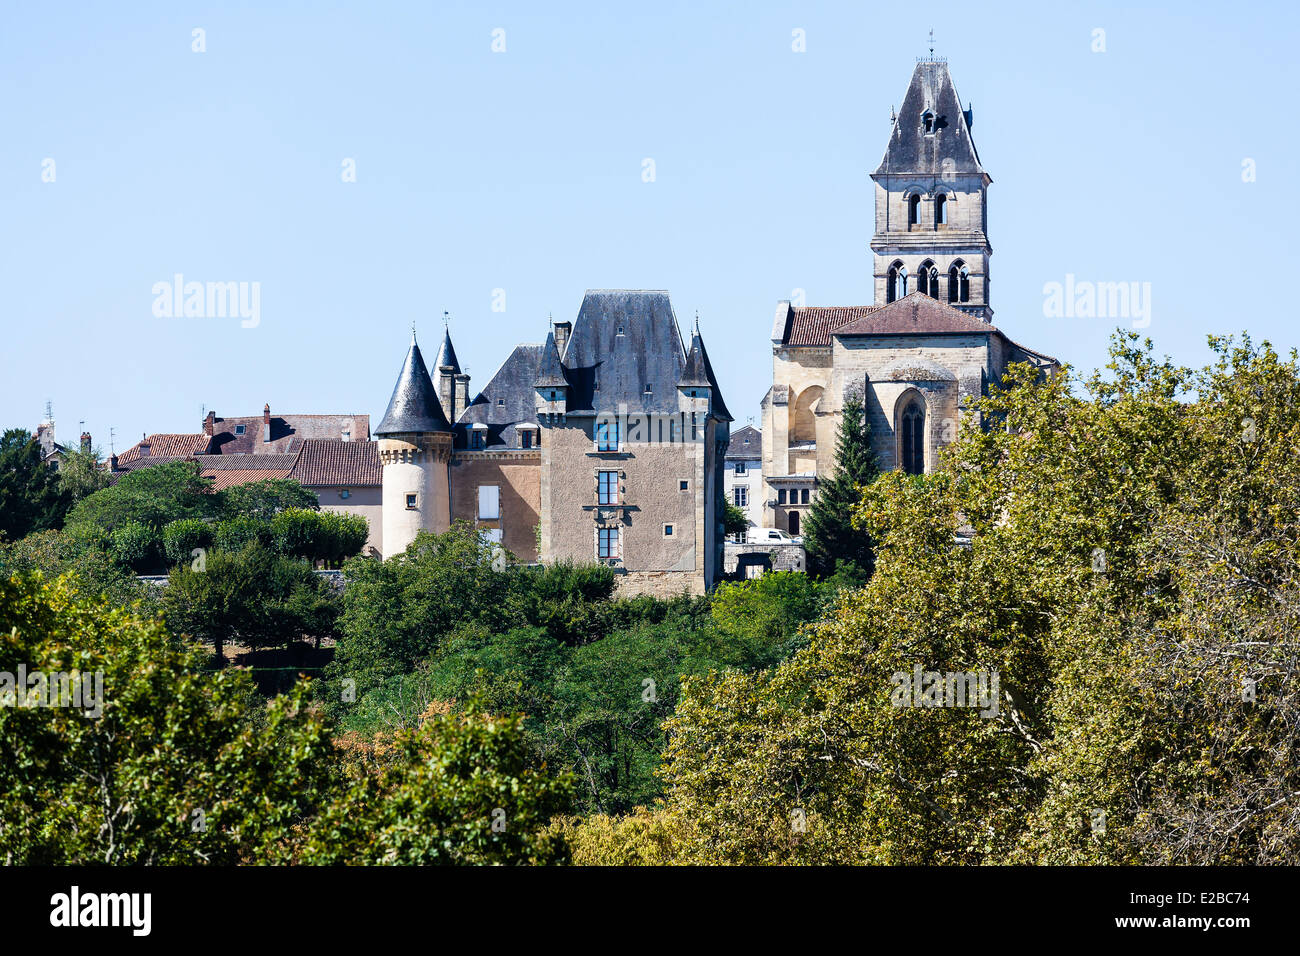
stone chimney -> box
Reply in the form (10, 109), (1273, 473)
(139, 433), (152, 457)
(80, 432), (91, 455)
(109, 453), (118, 471)
(453, 373), (470, 423)
(553, 320), (572, 359)
(203, 410), (216, 437)
(263, 403), (271, 443)
(438, 368), (455, 423)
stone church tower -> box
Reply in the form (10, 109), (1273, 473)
(375, 332), (453, 555)
(760, 59), (1059, 537)
(871, 59), (992, 322)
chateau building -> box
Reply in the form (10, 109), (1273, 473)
(376, 290), (731, 595)
(761, 59), (1059, 533)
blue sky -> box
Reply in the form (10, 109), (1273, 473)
(3, 1), (1297, 450)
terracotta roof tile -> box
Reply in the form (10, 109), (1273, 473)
(201, 468), (294, 491)
(831, 293), (997, 337)
(785, 306), (882, 346)
(288, 440), (381, 487)
(117, 433), (210, 464)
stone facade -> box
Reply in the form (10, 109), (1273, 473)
(376, 291), (730, 596)
(760, 60), (1059, 533)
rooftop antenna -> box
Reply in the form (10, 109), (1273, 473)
(109, 427), (116, 455)
(928, 27), (935, 60)
(44, 400), (53, 424)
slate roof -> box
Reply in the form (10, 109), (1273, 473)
(205, 414), (368, 455)
(558, 290), (689, 416)
(195, 453), (299, 471)
(375, 336), (452, 435)
(726, 424), (761, 459)
(535, 331), (567, 388)
(456, 344), (545, 450)
(289, 439), (381, 486)
(117, 433), (211, 464)
(435, 328), (462, 373)
(681, 327), (733, 421)
(873, 60), (985, 179)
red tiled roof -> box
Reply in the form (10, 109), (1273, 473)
(202, 468), (294, 491)
(785, 306), (882, 347)
(289, 440), (381, 487)
(117, 433), (210, 464)
(831, 293), (998, 337)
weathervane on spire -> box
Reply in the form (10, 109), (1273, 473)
(928, 27), (935, 60)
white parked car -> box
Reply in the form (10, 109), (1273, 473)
(750, 528), (798, 544)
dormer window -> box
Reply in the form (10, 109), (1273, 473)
(922, 111), (935, 134)
(644, 383), (652, 394)
(616, 326), (625, 336)
(497, 398), (505, 407)
(234, 425), (246, 435)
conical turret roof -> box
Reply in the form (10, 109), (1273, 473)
(375, 335), (452, 435)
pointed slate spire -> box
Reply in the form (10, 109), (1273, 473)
(376, 334), (452, 435)
(679, 324), (733, 422)
(534, 330), (567, 388)
(435, 325), (461, 374)
(873, 60), (984, 178)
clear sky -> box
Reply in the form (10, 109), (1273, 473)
(3, 1), (1297, 451)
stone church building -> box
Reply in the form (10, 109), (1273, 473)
(761, 59), (1058, 536)
(376, 290), (731, 596)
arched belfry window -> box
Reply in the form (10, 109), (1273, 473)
(948, 261), (970, 304)
(922, 111), (935, 134)
(918, 260), (939, 298)
(900, 397), (926, 475)
(887, 263), (907, 303)
(907, 193), (921, 226)
(935, 193), (947, 225)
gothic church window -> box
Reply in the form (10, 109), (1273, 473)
(948, 262), (970, 304)
(919, 260), (940, 298)
(908, 193), (921, 225)
(887, 263), (907, 302)
(900, 398), (925, 475)
(935, 193), (947, 225)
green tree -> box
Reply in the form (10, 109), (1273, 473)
(0, 573), (333, 864)
(802, 394), (877, 578)
(219, 478), (318, 520)
(0, 429), (67, 541)
(160, 540), (337, 662)
(64, 459), (214, 534)
(642, 333), (1300, 865)
(722, 500), (749, 538)
(297, 705), (572, 865)
(328, 522), (522, 700)
(56, 446), (110, 508)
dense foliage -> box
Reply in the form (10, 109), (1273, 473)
(566, 334), (1300, 864)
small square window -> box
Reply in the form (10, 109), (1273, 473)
(497, 398), (505, 407)
(679, 480), (689, 491)
(405, 493), (418, 510)
(234, 424), (246, 435)
(734, 462), (747, 476)
(664, 524), (674, 537)
(644, 383), (652, 393)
